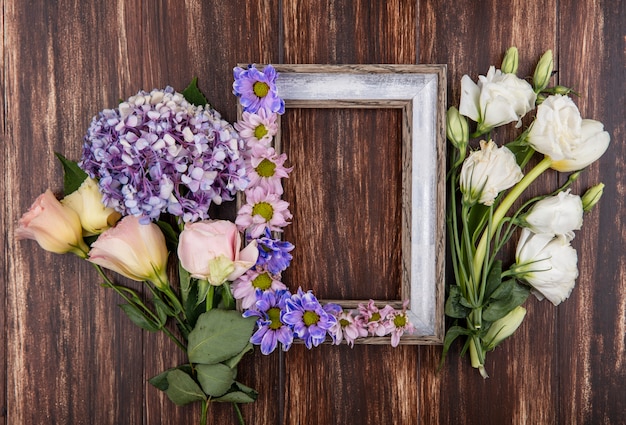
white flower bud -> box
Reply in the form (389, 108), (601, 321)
(484, 306), (526, 350)
(521, 190), (583, 239)
(501, 47), (519, 75)
(581, 183), (605, 212)
(533, 50), (553, 92)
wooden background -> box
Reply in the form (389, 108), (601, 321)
(2, 0), (624, 424)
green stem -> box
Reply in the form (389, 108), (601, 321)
(472, 156), (552, 282)
(201, 399), (208, 425)
(233, 403), (245, 425)
(206, 285), (215, 312)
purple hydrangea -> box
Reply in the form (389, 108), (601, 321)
(80, 87), (248, 223)
(253, 229), (294, 275)
(233, 64), (285, 115)
(282, 288), (337, 349)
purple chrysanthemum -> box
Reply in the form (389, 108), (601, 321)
(232, 269), (287, 309)
(282, 288), (337, 349)
(80, 87), (247, 223)
(253, 229), (294, 275)
(243, 289), (294, 355)
(233, 65), (285, 115)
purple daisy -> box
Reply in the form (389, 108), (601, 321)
(232, 269), (287, 309)
(243, 289), (294, 355)
(382, 301), (416, 347)
(282, 288), (337, 349)
(233, 64), (285, 115)
(80, 87), (247, 223)
(253, 228), (295, 275)
(357, 300), (394, 337)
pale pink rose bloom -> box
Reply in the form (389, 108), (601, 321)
(89, 215), (169, 286)
(16, 189), (89, 257)
(178, 220), (258, 285)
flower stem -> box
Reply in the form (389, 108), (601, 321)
(206, 285), (215, 312)
(201, 399), (208, 425)
(234, 403), (245, 425)
(472, 156), (552, 282)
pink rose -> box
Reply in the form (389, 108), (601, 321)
(178, 220), (258, 285)
(88, 216), (169, 287)
(16, 189), (89, 257)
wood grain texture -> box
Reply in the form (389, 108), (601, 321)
(3, 0), (625, 424)
(558, 0), (626, 423)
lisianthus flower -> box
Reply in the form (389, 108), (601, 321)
(328, 309), (368, 347)
(61, 177), (121, 236)
(235, 186), (292, 238)
(232, 269), (287, 309)
(282, 288), (337, 349)
(527, 95), (610, 172)
(253, 228), (294, 275)
(16, 189), (89, 257)
(233, 65), (285, 115)
(512, 228), (579, 306)
(88, 215), (169, 288)
(382, 302), (416, 347)
(357, 300), (394, 337)
(243, 289), (294, 355)
(246, 147), (292, 195)
(459, 65), (536, 133)
(483, 306), (526, 351)
(80, 87), (247, 224)
(459, 140), (523, 206)
(235, 109), (279, 148)
(520, 190), (583, 239)
(177, 220), (258, 286)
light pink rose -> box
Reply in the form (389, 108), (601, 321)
(16, 189), (89, 257)
(178, 220), (258, 285)
(88, 215), (169, 286)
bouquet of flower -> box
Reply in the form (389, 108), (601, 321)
(16, 65), (415, 424)
(443, 47), (610, 377)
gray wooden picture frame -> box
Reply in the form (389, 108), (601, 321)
(239, 64), (446, 345)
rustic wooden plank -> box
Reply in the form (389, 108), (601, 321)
(281, 0), (418, 423)
(4, 1), (145, 423)
(418, 0), (562, 424)
(0, 0), (6, 421)
(558, 0), (626, 423)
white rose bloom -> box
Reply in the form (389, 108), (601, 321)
(514, 228), (579, 306)
(459, 66), (537, 131)
(527, 95), (610, 172)
(522, 190), (583, 239)
(460, 140), (524, 206)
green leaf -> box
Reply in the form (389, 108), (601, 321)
(152, 296), (172, 325)
(212, 382), (258, 403)
(55, 152), (88, 195)
(445, 285), (472, 319)
(195, 279), (210, 307)
(483, 261), (503, 300)
(149, 365), (194, 391)
(119, 303), (160, 332)
(187, 310), (256, 365)
(182, 77), (209, 106)
(483, 280), (530, 322)
(164, 369), (206, 406)
(439, 325), (472, 370)
(221, 342), (253, 369)
(196, 363), (236, 397)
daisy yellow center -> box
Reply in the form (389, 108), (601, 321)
(253, 81), (270, 98)
(369, 312), (381, 322)
(393, 314), (407, 328)
(256, 159), (276, 178)
(252, 202), (274, 221)
(303, 311), (320, 326)
(252, 272), (272, 290)
(339, 318), (351, 327)
(267, 307), (282, 330)
(254, 124), (268, 139)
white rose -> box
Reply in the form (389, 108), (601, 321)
(513, 228), (579, 306)
(522, 190), (583, 239)
(460, 140), (524, 206)
(527, 95), (610, 172)
(459, 66), (537, 132)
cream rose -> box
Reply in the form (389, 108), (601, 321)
(459, 66), (536, 132)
